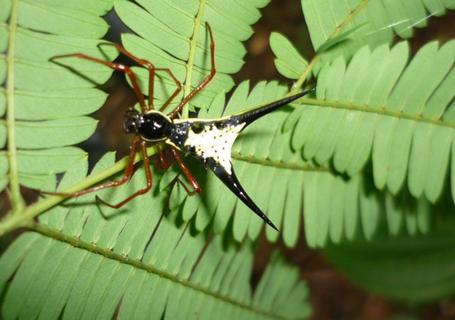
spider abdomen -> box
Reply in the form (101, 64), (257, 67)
(172, 120), (245, 173)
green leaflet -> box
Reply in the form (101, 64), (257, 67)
(17, 0), (109, 38)
(324, 218), (455, 303)
(16, 147), (87, 176)
(270, 32), (308, 80)
(0, 153), (311, 319)
(14, 88), (107, 120)
(0, 0), (116, 211)
(15, 117), (97, 149)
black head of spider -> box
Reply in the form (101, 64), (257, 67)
(123, 108), (143, 134)
(137, 111), (173, 142)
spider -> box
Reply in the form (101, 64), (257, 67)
(49, 24), (311, 230)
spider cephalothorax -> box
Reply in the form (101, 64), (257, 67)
(123, 108), (174, 143)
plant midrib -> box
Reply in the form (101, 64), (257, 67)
(30, 222), (292, 320)
(6, 0), (24, 212)
(300, 97), (455, 129)
(292, 0), (369, 91)
(181, 0), (206, 118)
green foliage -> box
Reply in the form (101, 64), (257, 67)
(0, 0), (313, 318)
(286, 40), (455, 203)
(0, 154), (311, 319)
(269, 2), (454, 250)
(303, 169), (436, 248)
(324, 218), (455, 303)
(1, 0), (455, 312)
(301, 0), (455, 65)
(271, 0), (455, 303)
(269, 33), (308, 80)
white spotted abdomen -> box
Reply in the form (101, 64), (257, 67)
(184, 123), (245, 174)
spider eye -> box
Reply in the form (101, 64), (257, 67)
(191, 123), (204, 134)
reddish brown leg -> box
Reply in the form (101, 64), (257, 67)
(96, 141), (152, 208)
(172, 176), (200, 196)
(52, 53), (147, 113)
(98, 43), (182, 111)
(154, 144), (168, 170)
(169, 23), (216, 119)
(42, 136), (142, 198)
(170, 148), (201, 194)
(156, 67), (182, 112)
(48, 53), (155, 208)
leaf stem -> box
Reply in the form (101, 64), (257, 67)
(330, 0), (369, 40)
(6, 0), (24, 212)
(292, 57), (318, 93)
(300, 97), (455, 129)
(291, 0), (369, 93)
(0, 148), (156, 236)
(232, 152), (328, 172)
(182, 0), (207, 118)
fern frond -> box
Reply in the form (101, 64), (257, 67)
(284, 40), (455, 205)
(0, 155), (311, 319)
(303, 169), (437, 248)
(0, 0), (116, 213)
(301, 0), (454, 64)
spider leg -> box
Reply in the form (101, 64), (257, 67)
(96, 140), (152, 208)
(98, 43), (182, 111)
(156, 67), (182, 112)
(172, 176), (200, 196)
(170, 148), (201, 194)
(153, 144), (168, 170)
(52, 53), (147, 113)
(41, 136), (142, 198)
(168, 23), (216, 119)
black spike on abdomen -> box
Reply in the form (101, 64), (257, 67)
(206, 158), (278, 231)
(233, 89), (313, 130)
